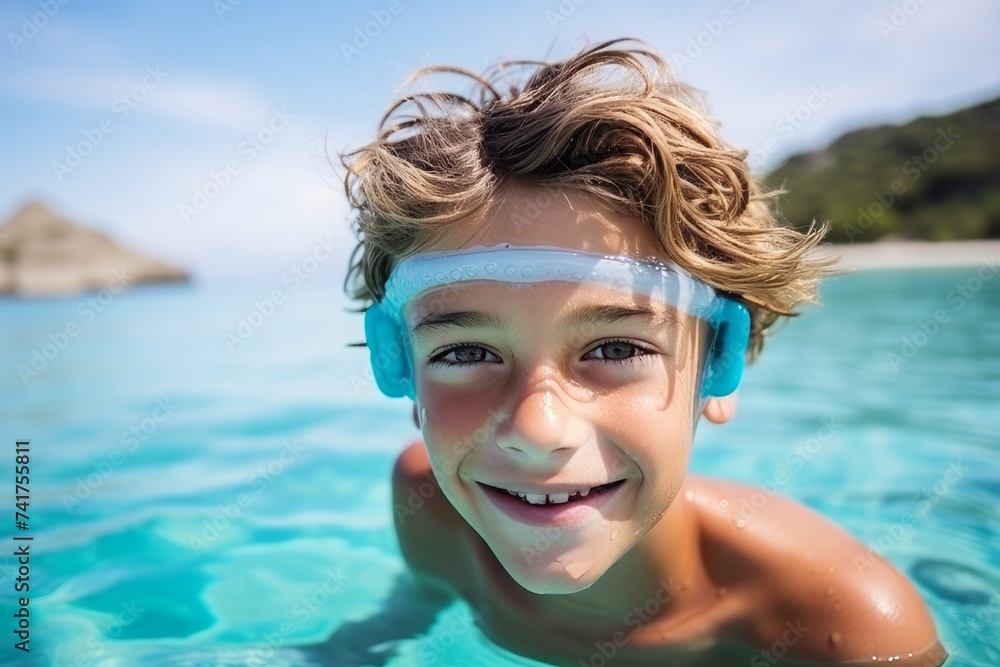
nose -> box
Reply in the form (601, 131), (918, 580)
(494, 381), (590, 462)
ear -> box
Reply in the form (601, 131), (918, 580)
(702, 393), (738, 424)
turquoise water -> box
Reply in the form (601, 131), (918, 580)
(1, 266), (998, 666)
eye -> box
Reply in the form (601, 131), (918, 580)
(429, 344), (501, 367)
(582, 340), (654, 366)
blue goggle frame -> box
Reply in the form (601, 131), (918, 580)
(364, 244), (750, 400)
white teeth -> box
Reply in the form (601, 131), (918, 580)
(500, 483), (617, 505)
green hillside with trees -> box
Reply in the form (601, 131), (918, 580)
(764, 96), (1000, 243)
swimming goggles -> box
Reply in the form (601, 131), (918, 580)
(364, 243), (750, 400)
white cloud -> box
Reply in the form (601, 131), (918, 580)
(0, 68), (273, 130)
(144, 79), (278, 129)
(63, 125), (355, 282)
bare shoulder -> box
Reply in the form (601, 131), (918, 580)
(685, 474), (947, 665)
(391, 440), (469, 597)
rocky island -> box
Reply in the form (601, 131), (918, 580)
(0, 201), (189, 297)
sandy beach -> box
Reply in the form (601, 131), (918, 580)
(810, 239), (1000, 271)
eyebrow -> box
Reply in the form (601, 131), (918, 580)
(411, 304), (677, 341)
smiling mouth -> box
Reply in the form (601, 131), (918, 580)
(481, 480), (626, 506)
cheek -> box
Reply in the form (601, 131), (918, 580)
(616, 396), (693, 481)
(418, 383), (497, 467)
(602, 366), (694, 505)
(606, 355), (695, 438)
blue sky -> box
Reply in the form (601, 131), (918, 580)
(2, 0), (998, 281)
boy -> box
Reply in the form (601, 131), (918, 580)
(335, 38), (946, 666)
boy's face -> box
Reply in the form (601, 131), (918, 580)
(403, 184), (710, 594)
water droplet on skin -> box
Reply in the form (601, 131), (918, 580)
(736, 519), (746, 528)
(828, 565), (835, 573)
(717, 587), (728, 597)
(826, 587), (836, 597)
(684, 490), (694, 501)
(609, 530), (617, 541)
(720, 498), (729, 508)
(420, 408), (427, 427)
(828, 631), (842, 647)
(561, 558), (591, 580)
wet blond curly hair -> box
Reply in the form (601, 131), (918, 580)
(341, 37), (832, 361)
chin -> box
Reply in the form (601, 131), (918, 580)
(490, 538), (612, 594)
(509, 563), (603, 595)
